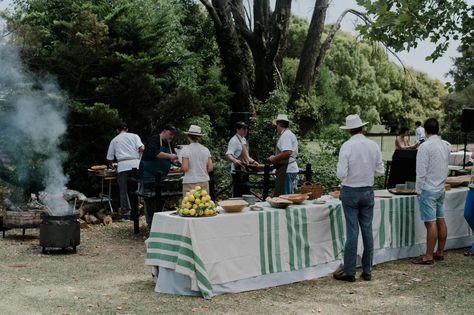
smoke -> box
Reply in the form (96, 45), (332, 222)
(0, 22), (71, 215)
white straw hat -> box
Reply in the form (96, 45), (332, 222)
(340, 114), (368, 130)
(184, 125), (204, 136)
(272, 114), (290, 125)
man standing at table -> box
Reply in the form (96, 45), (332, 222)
(139, 125), (179, 227)
(107, 121), (144, 221)
(268, 114), (299, 195)
(226, 121), (258, 197)
(413, 118), (450, 265)
(334, 114), (384, 282)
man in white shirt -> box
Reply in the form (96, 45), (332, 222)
(268, 114), (299, 195)
(226, 121), (258, 197)
(415, 121), (426, 143)
(413, 118), (450, 265)
(334, 114), (384, 282)
(107, 122), (144, 221)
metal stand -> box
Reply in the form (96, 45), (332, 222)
(85, 173), (115, 214)
(99, 176), (114, 214)
(463, 131), (468, 170)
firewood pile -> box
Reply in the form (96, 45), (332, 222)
(78, 203), (113, 226)
(63, 189), (113, 227)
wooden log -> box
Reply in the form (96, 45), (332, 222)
(95, 211), (106, 221)
(84, 213), (92, 224)
(103, 215), (113, 225)
(88, 213), (100, 224)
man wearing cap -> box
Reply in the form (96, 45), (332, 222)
(268, 114), (299, 196)
(333, 114), (384, 282)
(226, 121), (258, 197)
(106, 122), (145, 221)
(139, 125), (179, 227)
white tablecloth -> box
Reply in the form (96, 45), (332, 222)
(145, 187), (473, 298)
(449, 151), (473, 166)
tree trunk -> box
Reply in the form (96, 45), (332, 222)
(201, 0), (252, 113)
(252, 0), (292, 101)
(201, 0), (291, 107)
(288, 0), (329, 109)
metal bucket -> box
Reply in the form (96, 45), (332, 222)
(40, 214), (80, 253)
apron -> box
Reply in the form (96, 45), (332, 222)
(233, 137), (251, 196)
(273, 134), (289, 197)
(237, 136), (251, 167)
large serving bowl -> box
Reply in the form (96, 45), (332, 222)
(266, 197), (292, 209)
(218, 200), (248, 213)
(279, 194), (309, 204)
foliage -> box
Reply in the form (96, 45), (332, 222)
(357, 0), (474, 61)
(448, 45), (474, 92)
(3, 0), (231, 193)
(286, 15), (309, 59)
(315, 32), (446, 133)
(248, 90), (289, 163)
(308, 152), (339, 193)
(316, 124), (348, 156)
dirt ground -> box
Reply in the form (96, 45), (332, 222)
(1, 219), (473, 315)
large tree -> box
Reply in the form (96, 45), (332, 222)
(199, 0), (366, 112)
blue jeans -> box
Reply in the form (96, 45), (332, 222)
(340, 186), (374, 276)
(284, 173), (298, 194)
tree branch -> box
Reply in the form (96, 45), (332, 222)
(314, 9), (368, 74)
(230, 0), (254, 43)
(199, 0), (222, 29)
(315, 9), (409, 76)
(268, 0), (292, 66)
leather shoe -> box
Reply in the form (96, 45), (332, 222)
(333, 271), (355, 282)
(361, 273), (372, 281)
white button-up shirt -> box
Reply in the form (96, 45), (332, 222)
(416, 134), (450, 193)
(336, 133), (385, 187)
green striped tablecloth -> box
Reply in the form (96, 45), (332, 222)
(146, 187), (472, 298)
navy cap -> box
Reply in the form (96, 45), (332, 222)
(234, 121), (248, 129)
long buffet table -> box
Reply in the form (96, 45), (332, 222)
(145, 187), (474, 299)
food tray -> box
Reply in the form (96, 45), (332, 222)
(171, 212), (218, 218)
(445, 175), (471, 187)
(279, 194), (309, 204)
(266, 197), (292, 209)
(388, 188), (417, 195)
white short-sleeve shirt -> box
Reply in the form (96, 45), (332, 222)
(181, 143), (211, 183)
(106, 132), (143, 173)
(277, 129), (299, 173)
(226, 134), (247, 172)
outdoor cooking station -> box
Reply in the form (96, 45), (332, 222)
(2, 193), (81, 253)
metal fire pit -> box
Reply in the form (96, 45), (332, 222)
(40, 214), (80, 253)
